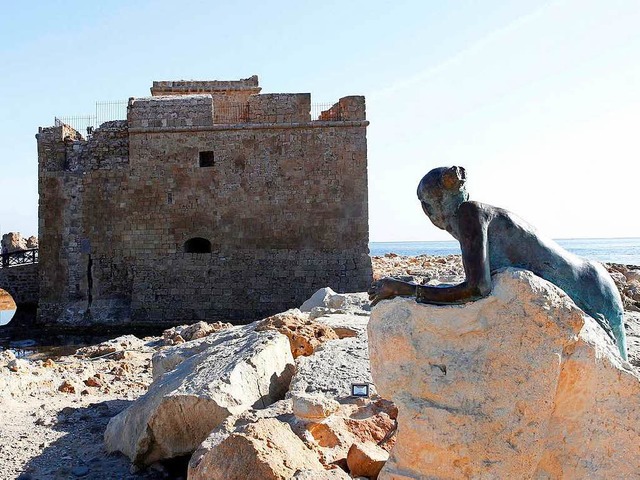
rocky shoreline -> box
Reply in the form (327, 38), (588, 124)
(0, 254), (639, 479)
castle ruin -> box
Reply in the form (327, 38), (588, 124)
(36, 76), (372, 327)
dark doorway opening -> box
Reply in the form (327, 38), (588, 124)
(184, 238), (212, 253)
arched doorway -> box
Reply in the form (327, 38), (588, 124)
(0, 288), (17, 326)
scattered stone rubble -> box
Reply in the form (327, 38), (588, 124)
(1, 254), (639, 479)
(372, 253), (640, 311)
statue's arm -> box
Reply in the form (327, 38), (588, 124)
(415, 202), (492, 303)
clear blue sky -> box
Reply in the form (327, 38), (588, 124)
(1, 0), (639, 242)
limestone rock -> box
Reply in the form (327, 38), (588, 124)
(292, 468), (351, 479)
(288, 313), (374, 401)
(188, 417), (326, 480)
(1, 232), (28, 253)
(369, 268), (640, 480)
(301, 288), (371, 315)
(292, 392), (341, 420)
(0, 350), (17, 368)
(607, 263), (640, 311)
(161, 320), (232, 345)
(624, 311), (640, 367)
(7, 358), (30, 373)
(300, 287), (338, 312)
(152, 324), (252, 380)
(256, 309), (339, 358)
(58, 380), (77, 394)
(347, 442), (389, 479)
(25, 236), (38, 249)
(75, 335), (148, 359)
(104, 329), (295, 466)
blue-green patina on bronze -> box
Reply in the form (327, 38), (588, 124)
(369, 166), (628, 360)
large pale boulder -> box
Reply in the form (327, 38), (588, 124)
(104, 329), (294, 466)
(369, 268), (640, 480)
(152, 324), (252, 380)
(188, 417), (327, 480)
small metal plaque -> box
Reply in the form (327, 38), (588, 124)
(351, 383), (370, 397)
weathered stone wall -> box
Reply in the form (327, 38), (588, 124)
(128, 96), (214, 128)
(247, 94), (311, 123)
(0, 264), (39, 307)
(151, 76), (261, 96)
(37, 121), (130, 323)
(37, 79), (372, 327)
(319, 96), (367, 122)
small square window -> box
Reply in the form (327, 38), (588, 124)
(199, 151), (214, 167)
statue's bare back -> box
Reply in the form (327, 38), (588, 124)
(368, 166), (628, 360)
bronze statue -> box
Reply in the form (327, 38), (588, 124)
(369, 166), (628, 360)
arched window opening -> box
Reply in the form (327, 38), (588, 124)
(0, 288), (17, 326)
(184, 237), (212, 253)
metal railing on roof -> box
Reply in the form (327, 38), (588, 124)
(54, 100), (346, 134)
(55, 101), (128, 136)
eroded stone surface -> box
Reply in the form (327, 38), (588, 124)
(347, 441), (389, 479)
(104, 329), (294, 466)
(256, 309), (339, 358)
(369, 269), (640, 480)
(188, 418), (326, 480)
(289, 313), (374, 401)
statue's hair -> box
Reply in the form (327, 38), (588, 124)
(417, 166), (467, 199)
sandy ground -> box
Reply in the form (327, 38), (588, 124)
(0, 337), (173, 480)
(0, 254), (639, 479)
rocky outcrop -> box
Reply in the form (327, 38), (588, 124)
(371, 253), (640, 315)
(288, 313), (374, 401)
(186, 310), (395, 478)
(188, 417), (326, 480)
(151, 324), (252, 380)
(371, 253), (464, 284)
(301, 287), (371, 319)
(607, 263), (640, 311)
(98, 290), (397, 477)
(160, 320), (232, 345)
(104, 328), (295, 466)
(369, 268), (640, 479)
(347, 442), (389, 479)
(256, 309), (339, 358)
(0, 232), (37, 253)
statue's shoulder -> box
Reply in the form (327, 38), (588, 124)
(458, 201), (496, 218)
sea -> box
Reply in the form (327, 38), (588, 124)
(370, 237), (640, 266)
(1, 237), (639, 327)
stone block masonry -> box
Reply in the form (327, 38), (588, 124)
(37, 76), (372, 327)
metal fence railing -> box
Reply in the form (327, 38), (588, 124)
(54, 100), (346, 134)
(55, 101), (128, 137)
(311, 103), (342, 121)
(0, 249), (38, 269)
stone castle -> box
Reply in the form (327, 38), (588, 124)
(36, 76), (372, 326)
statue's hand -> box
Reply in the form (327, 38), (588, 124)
(368, 278), (401, 306)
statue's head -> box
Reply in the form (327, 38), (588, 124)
(417, 166), (468, 232)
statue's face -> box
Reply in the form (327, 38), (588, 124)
(417, 166), (468, 233)
(420, 196), (449, 231)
